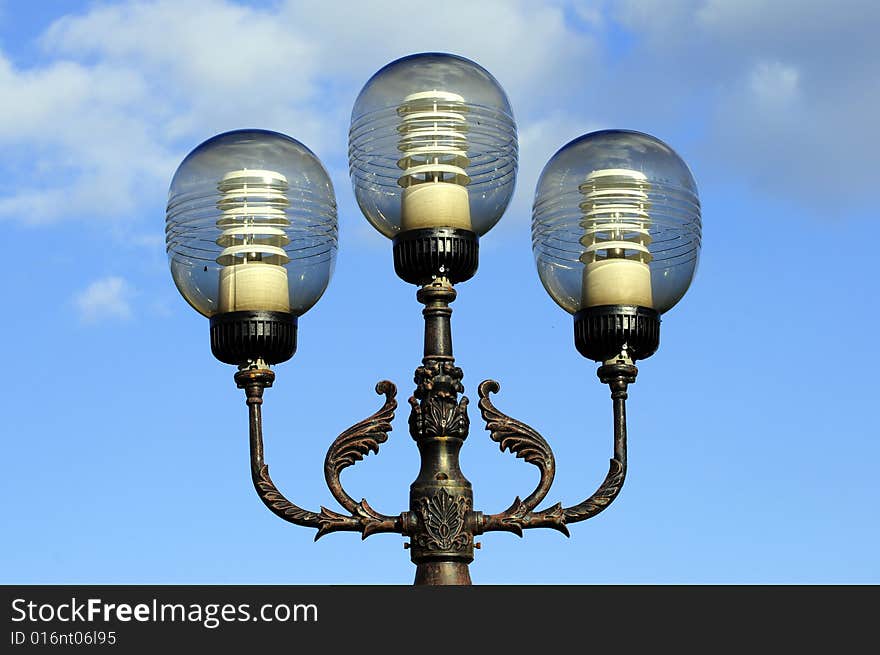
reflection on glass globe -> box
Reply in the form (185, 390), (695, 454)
(166, 129), (337, 318)
(532, 129), (701, 315)
(349, 52), (518, 238)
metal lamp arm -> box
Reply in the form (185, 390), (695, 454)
(236, 369), (401, 541)
(473, 363), (638, 536)
(237, 368), (332, 531)
(561, 364), (633, 524)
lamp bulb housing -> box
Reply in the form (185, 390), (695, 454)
(349, 53), (518, 248)
(166, 129), (337, 366)
(532, 129), (701, 361)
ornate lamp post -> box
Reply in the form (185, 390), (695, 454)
(165, 53), (701, 585)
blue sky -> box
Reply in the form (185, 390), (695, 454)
(1, 0), (878, 584)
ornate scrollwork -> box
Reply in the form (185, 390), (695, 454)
(235, 274), (637, 585)
(488, 497), (569, 537)
(316, 499), (399, 540)
(477, 379), (555, 510)
(415, 489), (470, 552)
(562, 457), (625, 524)
(253, 463), (356, 539)
(475, 379), (567, 536)
(474, 371), (632, 536)
(324, 381), (397, 512)
(242, 369), (402, 541)
(320, 380), (402, 537)
(252, 463), (328, 529)
(409, 360), (469, 440)
(414, 360), (464, 398)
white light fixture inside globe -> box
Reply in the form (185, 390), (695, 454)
(578, 168), (654, 309)
(397, 90), (472, 232)
(349, 52), (518, 239)
(532, 129), (700, 316)
(216, 169), (292, 314)
(166, 129), (337, 320)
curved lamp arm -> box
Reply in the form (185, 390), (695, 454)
(473, 363), (638, 537)
(235, 369), (403, 541)
(562, 363), (635, 524)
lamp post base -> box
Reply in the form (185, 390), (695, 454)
(414, 561), (472, 586)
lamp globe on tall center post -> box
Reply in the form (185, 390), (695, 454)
(349, 52), (518, 285)
(348, 52), (518, 585)
(166, 129), (338, 370)
(532, 129), (701, 369)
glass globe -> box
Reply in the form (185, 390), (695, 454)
(166, 129), (337, 318)
(532, 130), (701, 315)
(349, 52), (518, 238)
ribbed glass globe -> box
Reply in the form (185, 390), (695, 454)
(349, 52), (518, 238)
(166, 129), (337, 318)
(532, 130), (701, 315)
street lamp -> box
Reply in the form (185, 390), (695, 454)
(166, 53), (701, 586)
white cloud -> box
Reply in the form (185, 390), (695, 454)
(0, 0), (600, 233)
(73, 276), (134, 323)
(747, 60), (800, 109)
(277, 0), (597, 113)
(609, 0), (880, 216)
(3, 0), (876, 234)
(42, 0), (323, 141)
(0, 48), (176, 225)
(613, 0), (699, 42)
(0, 0), (326, 228)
